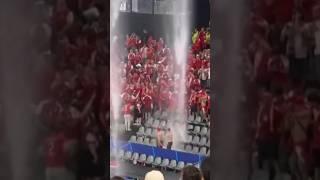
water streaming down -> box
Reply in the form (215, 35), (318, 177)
(110, 0), (123, 176)
(169, 0), (192, 148)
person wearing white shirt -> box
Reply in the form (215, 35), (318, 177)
(281, 12), (309, 81)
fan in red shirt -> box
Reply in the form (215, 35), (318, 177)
(253, 44), (272, 86)
(123, 102), (134, 131)
(272, 0), (294, 24)
(159, 89), (170, 113)
(146, 47), (155, 60)
(126, 34), (137, 49)
(267, 52), (289, 90)
(51, 0), (74, 33)
(189, 90), (198, 121)
(134, 52), (142, 65)
(199, 92), (209, 123)
(192, 36), (202, 53)
(130, 72), (140, 84)
(255, 90), (278, 173)
(128, 49), (136, 64)
(44, 130), (70, 180)
(142, 93), (153, 120)
(270, 90), (287, 137)
(191, 78), (201, 91)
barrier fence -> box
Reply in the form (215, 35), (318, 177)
(111, 140), (206, 165)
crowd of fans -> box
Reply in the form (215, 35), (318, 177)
(243, 0), (320, 180)
(31, 0), (108, 179)
(110, 23), (210, 180)
(117, 27), (210, 132)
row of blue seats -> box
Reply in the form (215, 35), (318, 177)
(114, 142), (207, 165)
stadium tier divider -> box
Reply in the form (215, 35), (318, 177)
(111, 141), (206, 171)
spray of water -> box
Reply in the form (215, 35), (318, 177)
(169, 0), (192, 148)
(110, 0), (123, 177)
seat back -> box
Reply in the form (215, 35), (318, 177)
(139, 154), (147, 161)
(193, 136), (200, 143)
(137, 136), (143, 144)
(170, 160), (177, 167)
(138, 126), (145, 133)
(195, 116), (201, 122)
(147, 155), (154, 163)
(151, 129), (157, 137)
(133, 152), (139, 160)
(200, 147), (207, 155)
(194, 126), (200, 133)
(150, 138), (157, 146)
(177, 161), (185, 168)
(187, 135), (192, 142)
(185, 144), (192, 152)
(154, 157), (162, 164)
(200, 137), (207, 145)
(201, 127), (208, 134)
(192, 146), (199, 153)
(130, 135), (137, 142)
(143, 137), (150, 144)
(146, 128), (152, 135)
(162, 158), (169, 165)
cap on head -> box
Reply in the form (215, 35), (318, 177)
(145, 170), (164, 180)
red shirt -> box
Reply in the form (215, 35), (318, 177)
(142, 95), (153, 111)
(133, 86), (142, 97)
(272, 0), (294, 24)
(44, 132), (66, 168)
(159, 91), (169, 103)
(147, 47), (155, 59)
(126, 37), (137, 48)
(51, 9), (69, 32)
(189, 92), (198, 106)
(131, 73), (140, 84)
(123, 103), (133, 115)
(201, 102), (209, 114)
(202, 59), (210, 69)
(191, 79), (201, 90)
(145, 64), (154, 75)
(134, 54), (142, 65)
(128, 53), (135, 64)
(302, 0), (318, 22)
